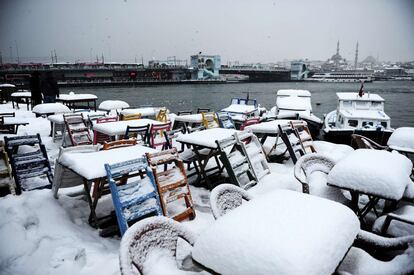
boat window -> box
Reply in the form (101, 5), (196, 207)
(342, 101), (352, 108)
(381, 121), (387, 128)
(239, 99), (247, 105)
(355, 101), (369, 109)
(371, 101), (382, 109)
(231, 98), (239, 104)
(348, 120), (358, 127)
(362, 121), (374, 128)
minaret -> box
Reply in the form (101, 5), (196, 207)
(354, 41), (359, 69)
(336, 40), (340, 56)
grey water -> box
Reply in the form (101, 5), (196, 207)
(62, 81), (414, 128)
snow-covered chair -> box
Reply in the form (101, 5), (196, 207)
(239, 117), (260, 131)
(290, 120), (316, 154)
(124, 125), (150, 146)
(210, 183), (253, 219)
(278, 123), (308, 163)
(201, 112), (219, 129)
(63, 113), (92, 146)
(4, 134), (53, 195)
(216, 135), (258, 190)
(216, 111), (235, 129)
(103, 139), (137, 151)
(93, 116), (117, 145)
(146, 148), (196, 222)
(119, 216), (198, 275)
(351, 134), (388, 150)
(155, 108), (168, 122)
(294, 153), (351, 205)
(53, 144), (100, 198)
(105, 157), (163, 236)
(149, 122), (171, 150)
(121, 113), (142, 121)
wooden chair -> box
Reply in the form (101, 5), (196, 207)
(124, 124), (150, 146)
(105, 157), (163, 236)
(146, 148), (196, 222)
(351, 134), (388, 150)
(201, 112), (219, 129)
(120, 113), (142, 121)
(93, 116), (118, 145)
(210, 183), (253, 219)
(4, 134), (53, 195)
(240, 117), (260, 131)
(156, 108), (168, 122)
(216, 111), (236, 129)
(290, 120), (317, 154)
(63, 113), (92, 146)
(149, 122), (171, 149)
(278, 121), (314, 164)
(197, 107), (210, 114)
(103, 139), (137, 150)
(87, 113), (106, 129)
(216, 135), (258, 190)
(119, 216), (198, 275)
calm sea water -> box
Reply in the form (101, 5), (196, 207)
(62, 81), (414, 128)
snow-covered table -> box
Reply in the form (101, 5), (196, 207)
(120, 107), (161, 118)
(327, 149), (413, 226)
(98, 100), (129, 112)
(176, 128), (238, 187)
(0, 115), (29, 134)
(57, 93), (98, 111)
(32, 103), (71, 117)
(173, 114), (203, 124)
(11, 91), (31, 110)
(244, 119), (294, 135)
(92, 118), (163, 137)
(387, 127), (414, 154)
(193, 189), (359, 275)
(58, 145), (157, 226)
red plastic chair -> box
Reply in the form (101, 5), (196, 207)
(240, 117), (260, 131)
(149, 122), (171, 149)
(93, 116), (118, 145)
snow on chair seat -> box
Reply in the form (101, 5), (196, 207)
(210, 183), (253, 219)
(119, 216), (198, 275)
(105, 157), (163, 236)
(64, 113), (92, 146)
(146, 148), (196, 222)
(4, 134), (53, 195)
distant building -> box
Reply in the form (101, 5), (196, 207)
(322, 40), (348, 71)
(290, 61), (309, 80)
(190, 53), (220, 80)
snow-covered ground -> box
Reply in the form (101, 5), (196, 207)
(0, 102), (413, 274)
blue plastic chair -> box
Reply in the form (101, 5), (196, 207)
(216, 112), (236, 129)
(105, 157), (163, 236)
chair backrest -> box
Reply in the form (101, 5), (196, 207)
(294, 153), (336, 194)
(155, 108), (168, 122)
(278, 124), (304, 164)
(103, 139), (137, 150)
(164, 127), (186, 152)
(87, 113), (107, 128)
(240, 117), (260, 131)
(187, 125), (206, 134)
(124, 124), (150, 146)
(64, 113), (92, 146)
(216, 135), (258, 189)
(177, 110), (192, 116)
(201, 112), (219, 129)
(197, 107), (210, 114)
(119, 216), (196, 275)
(93, 116), (118, 145)
(210, 184), (253, 219)
(121, 113), (142, 121)
(146, 147), (180, 167)
(290, 120), (316, 154)
(105, 158), (162, 236)
(63, 113), (84, 125)
(216, 112), (236, 129)
(149, 122), (171, 149)
(351, 134), (388, 150)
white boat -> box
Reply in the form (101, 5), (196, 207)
(267, 89), (323, 137)
(323, 92), (393, 145)
(306, 71), (373, 83)
(221, 97), (264, 125)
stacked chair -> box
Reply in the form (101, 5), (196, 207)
(105, 157), (163, 236)
(93, 116), (118, 145)
(63, 113), (93, 146)
(0, 112), (19, 134)
(146, 148), (196, 221)
(290, 120), (316, 154)
(4, 134), (53, 195)
(216, 111), (236, 129)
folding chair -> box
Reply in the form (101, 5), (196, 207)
(63, 113), (92, 146)
(240, 117), (260, 131)
(93, 116), (118, 145)
(124, 124), (150, 146)
(201, 112), (219, 129)
(87, 113), (106, 129)
(351, 134), (388, 150)
(197, 107), (210, 114)
(290, 120), (316, 154)
(120, 113), (142, 121)
(149, 122), (171, 149)
(156, 108), (168, 122)
(146, 148), (196, 222)
(216, 135), (258, 190)
(278, 122), (313, 164)
(177, 110), (192, 116)
(216, 111), (236, 129)
(105, 157), (163, 236)
(0, 112), (18, 134)
(103, 139), (137, 150)
(4, 134), (53, 195)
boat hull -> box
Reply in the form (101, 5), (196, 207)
(323, 129), (393, 147)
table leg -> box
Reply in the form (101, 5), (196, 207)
(83, 179), (99, 227)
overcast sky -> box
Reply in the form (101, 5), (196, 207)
(1, 0), (413, 64)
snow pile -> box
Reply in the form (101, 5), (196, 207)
(222, 104), (256, 114)
(11, 91), (31, 97)
(58, 93), (97, 100)
(173, 114), (203, 124)
(176, 128), (238, 149)
(32, 103), (71, 114)
(327, 149), (413, 200)
(372, 205), (414, 237)
(387, 127), (414, 153)
(0, 190), (119, 275)
(98, 100), (129, 111)
(92, 118), (160, 136)
(193, 189), (359, 275)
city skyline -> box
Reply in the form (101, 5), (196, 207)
(1, 0), (413, 64)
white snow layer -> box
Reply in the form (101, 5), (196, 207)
(98, 100), (130, 111)
(387, 127), (414, 153)
(58, 93), (97, 100)
(327, 149), (413, 200)
(32, 103), (71, 114)
(192, 189), (360, 275)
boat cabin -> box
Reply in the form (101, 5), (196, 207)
(222, 97), (259, 123)
(334, 93), (391, 130)
(276, 89), (312, 115)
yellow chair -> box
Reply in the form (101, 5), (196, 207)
(156, 108), (168, 122)
(201, 112), (219, 129)
(121, 113), (142, 121)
